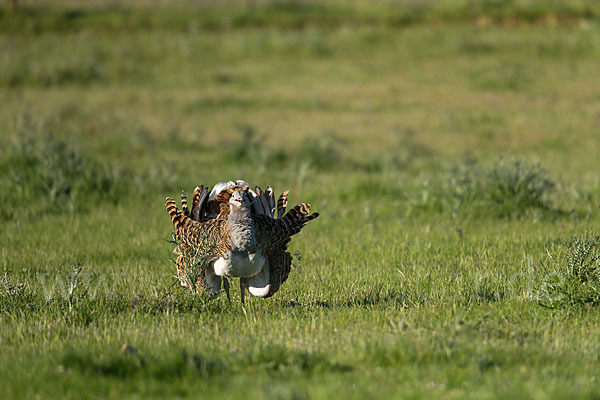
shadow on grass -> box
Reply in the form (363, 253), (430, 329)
(60, 344), (352, 380)
(286, 287), (411, 310)
(2, 2), (599, 34)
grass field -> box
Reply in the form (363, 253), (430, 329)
(2, 1), (600, 398)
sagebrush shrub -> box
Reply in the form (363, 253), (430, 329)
(229, 125), (287, 165)
(0, 113), (128, 220)
(447, 157), (557, 218)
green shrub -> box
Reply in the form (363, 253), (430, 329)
(0, 113), (128, 220)
(469, 63), (532, 91)
(0, 272), (36, 314)
(170, 231), (216, 294)
(446, 157), (557, 218)
(538, 236), (600, 308)
(228, 125), (287, 166)
(296, 132), (346, 171)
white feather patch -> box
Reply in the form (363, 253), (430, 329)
(265, 186), (275, 218)
(246, 262), (271, 297)
(209, 181), (235, 201)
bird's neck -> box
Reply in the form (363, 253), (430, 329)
(228, 207), (256, 252)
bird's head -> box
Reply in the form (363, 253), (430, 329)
(229, 189), (251, 209)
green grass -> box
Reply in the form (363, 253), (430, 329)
(2, 1), (600, 398)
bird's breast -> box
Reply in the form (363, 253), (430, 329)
(213, 249), (265, 278)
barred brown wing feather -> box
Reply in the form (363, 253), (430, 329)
(262, 250), (284, 298)
(166, 197), (230, 254)
(251, 203), (317, 297)
(276, 191), (288, 219)
(269, 249), (292, 295)
(280, 203), (319, 236)
(254, 204), (318, 251)
(280, 250), (292, 284)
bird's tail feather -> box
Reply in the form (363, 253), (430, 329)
(201, 180), (287, 220)
(166, 197), (194, 232)
(191, 185), (209, 220)
(281, 203), (319, 236)
(248, 188), (265, 215)
(265, 186), (276, 217)
(247, 186), (278, 218)
(255, 187), (270, 216)
(181, 191), (189, 217)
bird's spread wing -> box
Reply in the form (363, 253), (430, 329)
(254, 203), (318, 250)
(251, 203), (319, 297)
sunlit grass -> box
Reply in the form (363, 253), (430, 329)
(2, 3), (600, 399)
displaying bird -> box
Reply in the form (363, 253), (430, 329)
(166, 180), (318, 305)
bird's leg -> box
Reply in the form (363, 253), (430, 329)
(240, 279), (245, 305)
(240, 278), (246, 313)
(223, 277), (231, 303)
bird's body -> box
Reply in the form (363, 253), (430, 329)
(214, 192), (265, 278)
(214, 250), (265, 278)
(166, 181), (318, 303)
